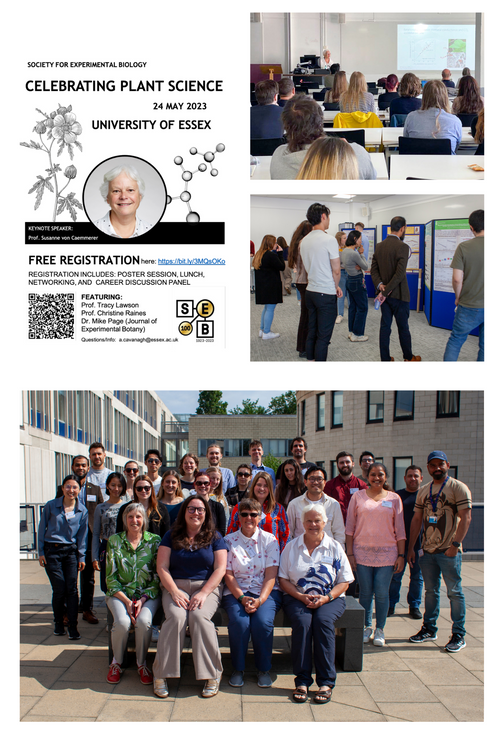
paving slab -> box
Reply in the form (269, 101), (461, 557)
(59, 653), (112, 682)
(329, 685), (381, 712)
(20, 665), (68, 696)
(29, 682), (114, 718)
(360, 671), (439, 703)
(428, 685), (483, 721)
(237, 671), (294, 702)
(22, 715), (96, 722)
(360, 650), (412, 672)
(20, 695), (42, 719)
(448, 648), (484, 671)
(464, 620), (484, 638)
(96, 698), (174, 721)
(398, 657), (483, 686)
(170, 684), (242, 721)
(311, 702), (387, 722)
(376, 702), (457, 722)
(21, 644), (85, 668)
(243, 702), (314, 721)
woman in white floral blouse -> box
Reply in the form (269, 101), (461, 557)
(223, 498), (282, 689)
(105, 503), (161, 686)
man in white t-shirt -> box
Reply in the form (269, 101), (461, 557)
(300, 203), (343, 361)
(86, 442), (112, 493)
(145, 448), (163, 493)
(286, 466), (345, 546)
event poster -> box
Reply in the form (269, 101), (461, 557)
(424, 221), (433, 291)
(433, 219), (473, 294)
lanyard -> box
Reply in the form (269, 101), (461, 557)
(428, 477), (448, 513)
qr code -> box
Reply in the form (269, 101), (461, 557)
(28, 293), (75, 339)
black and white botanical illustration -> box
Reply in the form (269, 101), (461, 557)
(21, 104), (84, 221)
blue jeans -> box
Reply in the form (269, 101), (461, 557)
(380, 297), (413, 361)
(443, 305), (484, 361)
(260, 304), (277, 334)
(346, 275), (368, 335)
(222, 590), (282, 672)
(356, 564), (394, 630)
(283, 593), (346, 688)
(44, 543), (79, 626)
(305, 290), (337, 361)
(419, 551), (466, 636)
(389, 553), (423, 608)
(337, 268), (348, 316)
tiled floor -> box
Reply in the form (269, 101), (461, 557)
(20, 559), (483, 722)
(250, 291), (480, 362)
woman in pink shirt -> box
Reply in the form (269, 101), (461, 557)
(345, 463), (405, 647)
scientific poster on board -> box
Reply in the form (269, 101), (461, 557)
(433, 219), (473, 294)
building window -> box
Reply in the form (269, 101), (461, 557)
(197, 439), (219, 457)
(394, 392), (414, 421)
(393, 457), (413, 492)
(331, 391), (343, 428)
(315, 460), (324, 470)
(223, 439), (251, 457)
(262, 439), (289, 458)
(316, 393), (325, 431)
(301, 400), (306, 435)
(437, 392), (460, 418)
(330, 460), (339, 480)
(448, 466), (458, 478)
(367, 392), (384, 423)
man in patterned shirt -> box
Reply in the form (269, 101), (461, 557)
(407, 451), (472, 652)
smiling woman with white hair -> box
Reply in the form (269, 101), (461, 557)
(278, 502), (354, 705)
(96, 164), (152, 238)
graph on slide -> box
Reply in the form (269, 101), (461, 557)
(410, 39), (436, 66)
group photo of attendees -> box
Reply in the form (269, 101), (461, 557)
(37, 434), (473, 703)
(250, 199), (484, 362)
(251, 13), (484, 180)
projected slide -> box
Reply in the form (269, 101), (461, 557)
(398, 25), (475, 71)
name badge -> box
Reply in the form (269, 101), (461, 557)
(65, 511), (75, 519)
(349, 488), (358, 494)
(86, 495), (97, 503)
(428, 516), (438, 524)
(418, 549), (424, 557)
(246, 547), (257, 559)
(234, 547), (249, 564)
(322, 555), (333, 565)
(381, 500), (392, 508)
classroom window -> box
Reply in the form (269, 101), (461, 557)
(394, 391), (414, 421)
(316, 393), (325, 431)
(367, 392), (384, 423)
(331, 391), (343, 428)
(393, 457), (413, 491)
(437, 392), (460, 418)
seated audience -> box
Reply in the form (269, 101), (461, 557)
(223, 499), (282, 688)
(403, 80), (462, 154)
(153, 495), (228, 699)
(296, 136), (359, 180)
(377, 74), (399, 110)
(278, 77), (295, 107)
(270, 97), (376, 180)
(324, 70), (348, 106)
(389, 73), (422, 118)
(279, 503), (354, 704)
(251, 79), (283, 140)
(456, 66), (471, 89)
(441, 68), (456, 88)
(451, 76), (484, 114)
(471, 109), (484, 155)
(105, 503), (160, 685)
(339, 71), (376, 113)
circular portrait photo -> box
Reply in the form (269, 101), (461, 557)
(83, 156), (167, 239)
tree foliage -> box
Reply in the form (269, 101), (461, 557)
(229, 398), (267, 415)
(196, 391), (228, 415)
(268, 391), (297, 415)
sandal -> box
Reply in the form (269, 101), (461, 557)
(202, 678), (220, 698)
(292, 686), (308, 703)
(314, 686), (332, 704)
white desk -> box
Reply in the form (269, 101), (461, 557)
(382, 127), (475, 147)
(250, 152), (388, 180)
(389, 155), (484, 180)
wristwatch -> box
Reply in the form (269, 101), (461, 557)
(398, 554), (404, 557)
(451, 541), (460, 548)
(327, 591), (334, 602)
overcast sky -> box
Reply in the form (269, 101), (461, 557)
(156, 391), (290, 415)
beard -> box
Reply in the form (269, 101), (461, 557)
(339, 467), (352, 476)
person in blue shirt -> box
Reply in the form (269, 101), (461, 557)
(202, 443), (236, 494)
(249, 440), (276, 488)
(38, 474), (88, 640)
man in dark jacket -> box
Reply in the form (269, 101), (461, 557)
(250, 79), (284, 139)
(370, 216), (421, 362)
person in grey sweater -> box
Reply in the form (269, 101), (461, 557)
(342, 230), (369, 341)
(270, 96), (377, 180)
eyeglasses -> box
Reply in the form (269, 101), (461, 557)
(124, 468), (139, 474)
(136, 485), (152, 493)
(195, 481), (210, 487)
(237, 472), (251, 478)
(147, 458), (161, 465)
(240, 512), (259, 518)
(187, 507), (206, 515)
(361, 458), (374, 463)
(307, 476), (324, 483)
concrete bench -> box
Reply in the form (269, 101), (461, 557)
(107, 595), (364, 673)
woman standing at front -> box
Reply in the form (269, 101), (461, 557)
(38, 474), (88, 640)
(345, 463), (406, 647)
(279, 504), (354, 703)
(342, 230), (369, 342)
(153, 495), (228, 698)
(253, 234), (285, 341)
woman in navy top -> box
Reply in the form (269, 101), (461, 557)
(153, 494), (228, 699)
(389, 73), (422, 119)
(38, 474), (88, 640)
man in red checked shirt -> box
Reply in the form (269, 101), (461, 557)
(324, 451), (367, 523)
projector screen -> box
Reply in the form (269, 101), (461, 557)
(397, 24), (475, 71)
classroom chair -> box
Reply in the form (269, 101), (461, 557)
(250, 137), (286, 156)
(398, 137), (452, 155)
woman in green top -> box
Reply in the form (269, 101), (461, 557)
(105, 503), (161, 686)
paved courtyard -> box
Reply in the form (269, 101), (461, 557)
(250, 291), (480, 362)
(20, 559), (483, 722)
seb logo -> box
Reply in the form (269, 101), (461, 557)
(177, 299), (215, 340)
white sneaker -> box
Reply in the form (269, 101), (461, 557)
(151, 625), (160, 642)
(262, 331), (280, 340)
(350, 334), (369, 342)
(348, 331), (353, 341)
(259, 329), (263, 338)
(363, 627), (373, 643)
(336, 315), (343, 323)
(373, 628), (385, 647)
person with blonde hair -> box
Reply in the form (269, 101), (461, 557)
(339, 72), (375, 113)
(296, 137), (359, 180)
(252, 235), (285, 340)
(324, 71), (348, 105)
(403, 80), (462, 153)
